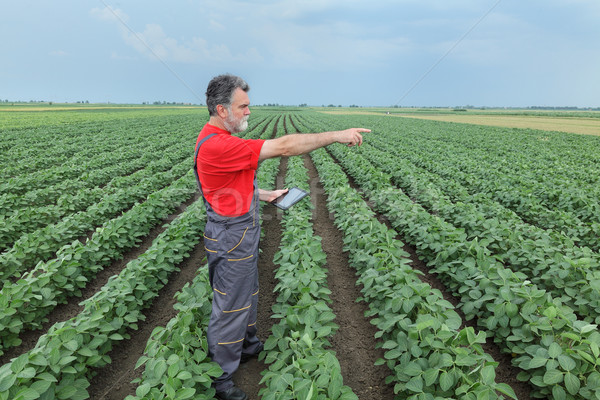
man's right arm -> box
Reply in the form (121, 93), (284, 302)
(258, 128), (370, 161)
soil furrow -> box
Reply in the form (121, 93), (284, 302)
(304, 154), (397, 399)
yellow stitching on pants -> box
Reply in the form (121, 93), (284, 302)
(203, 234), (218, 242)
(227, 227), (248, 253)
(218, 337), (244, 345)
(204, 246), (217, 253)
(223, 304), (251, 313)
(252, 289), (259, 296)
(248, 321), (256, 327)
(214, 288), (226, 295)
(228, 254), (253, 262)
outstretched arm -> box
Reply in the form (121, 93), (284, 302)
(258, 128), (370, 161)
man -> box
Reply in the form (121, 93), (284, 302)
(194, 74), (369, 400)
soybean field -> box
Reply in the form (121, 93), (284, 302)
(1, 106), (600, 400)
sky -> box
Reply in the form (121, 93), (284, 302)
(1, 0), (599, 108)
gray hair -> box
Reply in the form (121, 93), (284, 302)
(205, 74), (250, 116)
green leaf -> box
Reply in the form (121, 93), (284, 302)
(481, 365), (496, 385)
(176, 371), (193, 380)
(301, 333), (313, 349)
(13, 388), (39, 400)
(505, 303), (518, 317)
(528, 356), (547, 369)
(316, 326), (332, 338)
(166, 382), (176, 399)
(136, 383), (151, 398)
(580, 324), (597, 334)
(405, 376), (423, 393)
(109, 333), (124, 341)
(167, 362), (179, 378)
(176, 388), (196, 399)
(439, 371), (453, 391)
(154, 360), (167, 377)
(591, 342), (600, 358)
(557, 354), (576, 371)
(543, 306), (557, 318)
(11, 354), (29, 374)
(496, 383), (518, 400)
(36, 372), (58, 382)
(543, 369), (563, 385)
(552, 385), (567, 400)
(564, 372), (581, 395)
(57, 385), (78, 399)
(328, 373), (343, 399)
(548, 342), (562, 358)
(0, 373), (17, 392)
(63, 340), (79, 352)
(77, 347), (95, 357)
(57, 356), (77, 366)
(17, 367), (37, 379)
(423, 368), (439, 386)
(403, 362), (422, 377)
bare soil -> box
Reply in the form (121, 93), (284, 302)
(304, 155), (397, 399)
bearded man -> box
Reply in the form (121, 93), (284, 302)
(194, 74), (369, 400)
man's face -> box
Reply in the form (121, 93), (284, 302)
(223, 88), (251, 133)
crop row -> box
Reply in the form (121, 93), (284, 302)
(365, 119), (600, 253)
(311, 143), (518, 399)
(0, 136), (177, 215)
(1, 126), (167, 194)
(0, 154), (194, 284)
(0, 113), (201, 181)
(0, 142), (192, 254)
(125, 268), (222, 400)
(281, 110), (520, 400)
(261, 153), (357, 400)
(416, 143), (600, 253)
(358, 137), (600, 324)
(0, 195), (207, 400)
(414, 125), (600, 223)
(0, 112), (280, 282)
(323, 138), (600, 400)
(0, 110), (284, 398)
(0, 169), (197, 355)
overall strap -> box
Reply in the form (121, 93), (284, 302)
(193, 133), (217, 192)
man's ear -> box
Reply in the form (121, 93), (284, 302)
(216, 104), (228, 119)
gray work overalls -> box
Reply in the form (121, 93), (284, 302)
(194, 133), (262, 392)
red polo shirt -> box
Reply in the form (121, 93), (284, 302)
(195, 124), (265, 217)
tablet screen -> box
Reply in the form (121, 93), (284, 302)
(271, 187), (309, 210)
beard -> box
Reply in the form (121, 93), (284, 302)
(224, 112), (249, 133)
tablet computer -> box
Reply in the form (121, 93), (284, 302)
(270, 187), (309, 210)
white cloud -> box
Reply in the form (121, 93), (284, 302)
(90, 6), (129, 24)
(91, 5), (262, 64)
(208, 19), (225, 31)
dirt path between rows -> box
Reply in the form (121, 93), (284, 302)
(304, 155), (397, 399)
